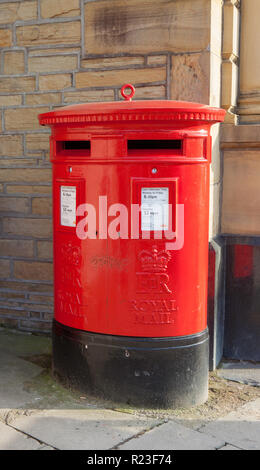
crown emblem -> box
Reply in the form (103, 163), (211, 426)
(138, 245), (171, 272)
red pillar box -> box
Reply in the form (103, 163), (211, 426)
(39, 85), (225, 408)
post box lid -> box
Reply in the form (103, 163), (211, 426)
(39, 84), (225, 126)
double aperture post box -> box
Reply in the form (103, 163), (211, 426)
(39, 85), (225, 408)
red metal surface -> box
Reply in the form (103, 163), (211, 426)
(39, 86), (225, 338)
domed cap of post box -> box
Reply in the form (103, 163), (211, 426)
(39, 83), (226, 126)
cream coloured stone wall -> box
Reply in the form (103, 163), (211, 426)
(0, 0), (221, 332)
(221, 0), (260, 235)
(238, 0), (260, 123)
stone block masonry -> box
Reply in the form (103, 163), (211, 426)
(0, 0), (212, 333)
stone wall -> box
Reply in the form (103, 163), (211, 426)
(221, 125), (260, 235)
(219, 1), (260, 362)
(221, 0), (260, 234)
(0, 0), (219, 333)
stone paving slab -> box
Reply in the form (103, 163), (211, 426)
(0, 421), (43, 450)
(0, 327), (51, 357)
(0, 351), (43, 409)
(10, 409), (161, 450)
(199, 398), (260, 450)
(39, 446), (55, 450)
(218, 444), (241, 450)
(119, 420), (225, 450)
(0, 329), (259, 451)
(217, 362), (260, 387)
(0, 329), (104, 413)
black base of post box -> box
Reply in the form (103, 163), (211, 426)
(52, 320), (209, 409)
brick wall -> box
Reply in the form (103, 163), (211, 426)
(0, 0), (212, 333)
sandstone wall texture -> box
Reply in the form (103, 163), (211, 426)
(220, 1), (260, 236)
(0, 0), (214, 332)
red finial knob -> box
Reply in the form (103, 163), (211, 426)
(120, 83), (135, 101)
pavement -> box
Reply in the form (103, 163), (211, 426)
(0, 327), (259, 451)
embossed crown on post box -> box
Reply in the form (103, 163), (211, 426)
(138, 246), (171, 272)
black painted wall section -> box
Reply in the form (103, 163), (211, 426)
(224, 239), (260, 361)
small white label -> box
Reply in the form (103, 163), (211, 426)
(141, 187), (169, 231)
(60, 186), (76, 227)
